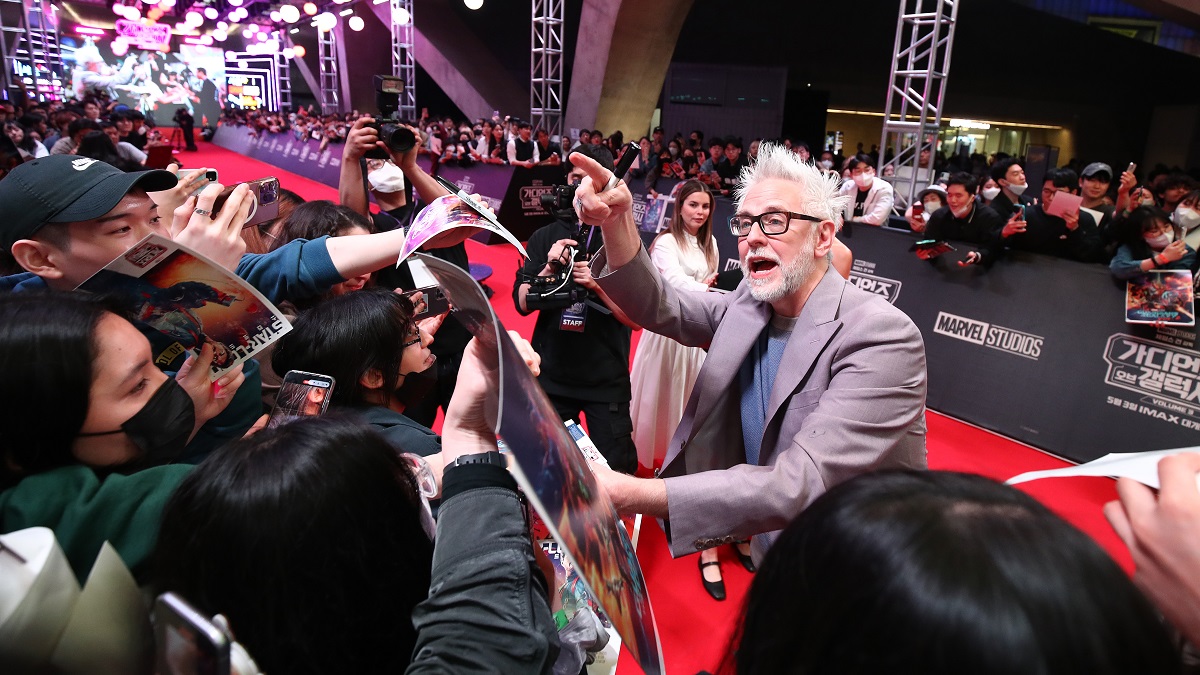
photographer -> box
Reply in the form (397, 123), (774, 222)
(172, 107), (197, 151)
(513, 144), (639, 474)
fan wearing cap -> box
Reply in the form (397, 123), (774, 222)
(1079, 162), (1116, 234)
(904, 184), (947, 233)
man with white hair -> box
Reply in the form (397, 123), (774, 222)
(71, 40), (136, 100)
(570, 143), (928, 566)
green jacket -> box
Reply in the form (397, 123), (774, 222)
(0, 464), (192, 584)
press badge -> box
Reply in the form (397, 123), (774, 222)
(559, 301), (587, 332)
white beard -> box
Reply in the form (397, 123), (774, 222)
(741, 241), (818, 304)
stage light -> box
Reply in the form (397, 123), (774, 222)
(228, 0), (242, 5)
(247, 23), (259, 32)
(303, 2), (317, 15)
(241, 28), (253, 37)
(200, 34), (213, 45)
(76, 26), (106, 36)
(282, 47), (295, 58)
(160, 0), (175, 7)
(292, 44), (306, 57)
(338, 8), (352, 16)
(212, 29), (227, 41)
(216, 20), (227, 29)
(185, 10), (203, 25)
(263, 39), (280, 52)
(224, 50), (236, 59)
(148, 7), (164, 19)
(270, 10), (281, 21)
(111, 39), (129, 56)
(314, 11), (336, 31)
(143, 0), (159, 4)
(238, 60), (248, 69)
(280, 5), (301, 22)
(256, 31), (268, 41)
(393, 6), (410, 23)
(464, 0), (483, 9)
(348, 15), (363, 30)
(204, 7), (218, 19)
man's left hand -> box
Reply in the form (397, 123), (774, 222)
(1063, 208), (1080, 231)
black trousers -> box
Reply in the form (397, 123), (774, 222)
(550, 395), (637, 475)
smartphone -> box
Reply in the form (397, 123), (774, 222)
(411, 285), (450, 320)
(178, 167), (218, 183)
(214, 176), (280, 229)
(1127, 162), (1137, 174)
(155, 592), (231, 675)
(1012, 204), (1025, 221)
(268, 370), (335, 428)
(912, 201), (924, 219)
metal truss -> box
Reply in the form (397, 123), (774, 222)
(389, 0), (415, 120)
(317, 24), (339, 113)
(274, 51), (292, 112)
(878, 0), (959, 212)
(0, 0), (64, 103)
(530, 0), (563, 137)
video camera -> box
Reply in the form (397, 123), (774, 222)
(365, 75), (417, 160)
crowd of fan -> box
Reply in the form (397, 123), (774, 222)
(5, 102), (1200, 673)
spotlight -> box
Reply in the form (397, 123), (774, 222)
(393, 6), (410, 23)
(199, 34), (213, 45)
(216, 20), (227, 29)
(204, 7), (218, 19)
(280, 5), (301, 22)
(185, 9), (203, 25)
(143, 0), (159, 4)
(270, 10), (281, 21)
(228, 0), (242, 5)
(348, 15), (364, 30)
(303, 2), (317, 15)
(282, 47), (295, 58)
(224, 50), (237, 59)
(338, 8), (352, 16)
(314, 11), (336, 31)
(256, 31), (268, 41)
(160, 0), (176, 7)
(212, 29), (227, 41)
(247, 23), (259, 32)
(464, 0), (483, 9)
(292, 44), (306, 58)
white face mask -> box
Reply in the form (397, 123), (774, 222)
(819, 159), (833, 170)
(923, 201), (941, 214)
(951, 202), (973, 218)
(1174, 206), (1200, 231)
(669, 146), (679, 157)
(367, 161), (406, 193)
(853, 174), (873, 189)
(1144, 230), (1174, 250)
(1006, 182), (1028, 197)
(981, 186), (1001, 201)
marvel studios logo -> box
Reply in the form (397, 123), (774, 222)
(933, 311), (1043, 360)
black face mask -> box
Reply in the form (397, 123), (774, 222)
(77, 378), (196, 466)
(394, 362), (438, 410)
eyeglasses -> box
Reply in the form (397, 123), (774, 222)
(401, 328), (421, 349)
(729, 211), (821, 237)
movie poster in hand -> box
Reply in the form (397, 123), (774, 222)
(418, 254), (664, 675)
(1126, 270), (1195, 326)
(397, 193), (528, 265)
(77, 234), (291, 379)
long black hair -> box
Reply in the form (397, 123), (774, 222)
(271, 287), (415, 408)
(155, 417), (433, 674)
(0, 292), (122, 486)
(730, 470), (1178, 675)
(1110, 205), (1179, 261)
(270, 199), (374, 252)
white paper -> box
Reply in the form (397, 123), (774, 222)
(1007, 445), (1200, 489)
(1080, 206), (1105, 225)
(1045, 191), (1083, 218)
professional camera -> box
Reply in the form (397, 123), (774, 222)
(522, 187), (595, 311)
(539, 183), (577, 215)
(365, 75), (417, 160)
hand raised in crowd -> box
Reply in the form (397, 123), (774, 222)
(175, 341), (246, 439)
(343, 116), (382, 162)
(1105, 453), (1200, 647)
(1117, 169), (1137, 196)
(1062, 207), (1080, 231)
(388, 124), (426, 171)
(1161, 239), (1188, 263)
(148, 162), (212, 217)
(1001, 211), (1027, 238)
(171, 182), (252, 271)
(441, 332), (540, 464)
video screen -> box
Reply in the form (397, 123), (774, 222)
(62, 24), (226, 127)
(226, 73), (268, 111)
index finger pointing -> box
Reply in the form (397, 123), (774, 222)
(568, 151), (609, 184)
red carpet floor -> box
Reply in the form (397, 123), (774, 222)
(187, 140), (1129, 674)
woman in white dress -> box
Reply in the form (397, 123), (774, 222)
(628, 180), (749, 600)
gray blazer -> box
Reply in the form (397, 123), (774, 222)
(595, 246), (928, 564)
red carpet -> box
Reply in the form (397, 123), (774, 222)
(189, 140), (1129, 674)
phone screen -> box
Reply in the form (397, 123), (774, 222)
(268, 371), (335, 428)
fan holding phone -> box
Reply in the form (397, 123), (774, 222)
(923, 173), (1006, 267)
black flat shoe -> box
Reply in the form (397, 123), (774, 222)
(734, 542), (756, 573)
(699, 556), (726, 601)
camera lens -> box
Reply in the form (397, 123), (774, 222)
(383, 124), (416, 153)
